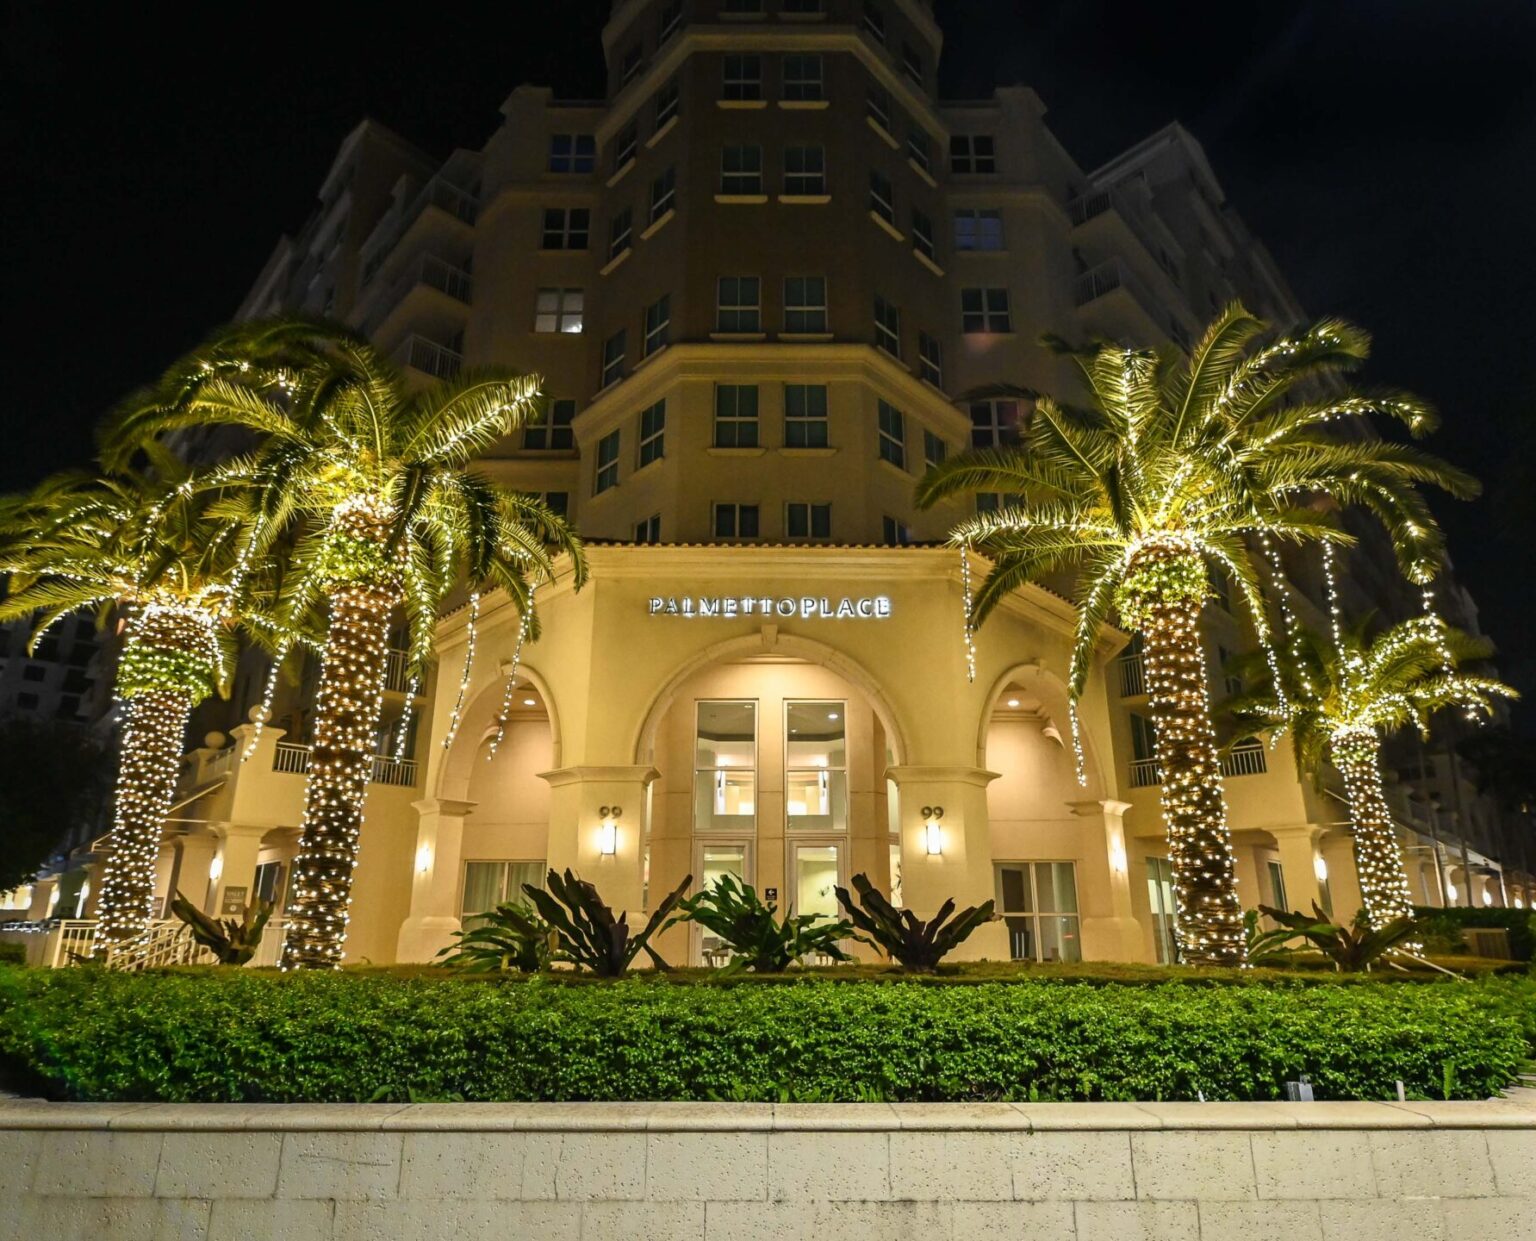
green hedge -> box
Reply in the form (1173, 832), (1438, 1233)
(0, 966), (1529, 1104)
(1413, 906), (1536, 961)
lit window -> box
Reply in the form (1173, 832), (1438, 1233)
(961, 286), (1011, 334)
(866, 87), (892, 133)
(613, 121), (639, 171)
(655, 78), (680, 127)
(782, 54), (823, 101)
(784, 276), (827, 333)
(721, 145), (763, 194)
(714, 385), (759, 447)
(881, 515), (912, 545)
(784, 384), (829, 447)
(969, 398), (1022, 448)
(523, 398), (576, 451)
(868, 170), (895, 225)
(873, 295), (901, 357)
(713, 503), (760, 539)
(783, 145), (825, 195)
(601, 329), (626, 387)
(863, 2), (885, 43)
(650, 166), (677, 222)
(997, 863), (1081, 962)
(786, 700), (847, 833)
(620, 44), (643, 86)
(723, 53), (762, 100)
(877, 399), (905, 469)
(658, 0), (683, 41)
(716, 276), (761, 332)
(608, 207), (633, 260)
(911, 208), (934, 260)
(786, 502), (831, 540)
(534, 287), (584, 333)
(541, 207), (590, 250)
(694, 700), (757, 833)
(644, 293), (671, 355)
(918, 332), (943, 388)
(594, 429), (621, 494)
(906, 131), (931, 174)
(923, 429), (946, 468)
(548, 134), (596, 173)
(954, 208), (1004, 250)
(636, 513), (662, 544)
(638, 399), (666, 467)
(950, 134), (996, 174)
(900, 42), (923, 87)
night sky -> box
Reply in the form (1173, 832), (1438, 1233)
(6, 0), (1534, 725)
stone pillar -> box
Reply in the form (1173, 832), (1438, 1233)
(394, 798), (477, 963)
(886, 766), (1004, 960)
(208, 823), (268, 915)
(78, 861), (105, 918)
(174, 834), (220, 915)
(1271, 824), (1325, 917)
(541, 767), (660, 917)
(26, 876), (58, 921)
(1072, 799), (1144, 962)
(1320, 832), (1364, 925)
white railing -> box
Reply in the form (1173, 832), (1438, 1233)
(1129, 757), (1162, 788)
(203, 745), (235, 780)
(47, 919), (99, 967)
(1073, 258), (1162, 315)
(108, 920), (213, 971)
(398, 335), (463, 380)
(384, 648), (415, 694)
(42, 917), (288, 970)
(361, 255), (472, 335)
(1116, 654), (1146, 697)
(1068, 189), (1180, 281)
(1220, 740), (1268, 778)
(273, 741), (311, 774)
(359, 175), (479, 276)
(272, 742), (417, 787)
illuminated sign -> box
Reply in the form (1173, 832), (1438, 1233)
(648, 595), (892, 620)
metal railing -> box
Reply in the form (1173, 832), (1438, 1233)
(398, 335), (463, 380)
(1068, 188), (1181, 281)
(361, 254), (472, 335)
(384, 648), (416, 694)
(1129, 757), (1162, 788)
(1220, 740), (1268, 778)
(272, 742), (417, 787)
(40, 917), (288, 970)
(1116, 653), (1146, 697)
(273, 741), (311, 774)
(360, 175), (479, 277)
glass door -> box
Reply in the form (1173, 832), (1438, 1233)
(789, 842), (845, 964)
(1146, 856), (1178, 963)
(693, 842), (751, 966)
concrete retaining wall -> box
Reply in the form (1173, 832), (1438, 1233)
(0, 1099), (1532, 1239)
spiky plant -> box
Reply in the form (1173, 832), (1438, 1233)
(1227, 614), (1514, 926)
(916, 303), (1475, 965)
(105, 321), (585, 969)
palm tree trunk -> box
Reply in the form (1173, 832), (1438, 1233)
(280, 581), (393, 969)
(1331, 728), (1414, 928)
(1136, 584), (1246, 967)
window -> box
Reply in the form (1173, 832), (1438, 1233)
(658, 0), (683, 41)
(721, 145), (763, 194)
(950, 134), (996, 174)
(969, 398), (1022, 448)
(868, 170), (895, 224)
(16, 692), (38, 710)
(650, 166), (676, 222)
(783, 0), (823, 11)
(954, 209), (1003, 250)
(594, 430), (621, 494)
(644, 293), (671, 355)
(723, 54), (762, 100)
(638, 399), (666, 467)
(534, 287), (584, 333)
(542, 491), (570, 519)
(786, 700), (847, 831)
(783, 145), (825, 195)
(906, 130), (931, 174)
(548, 133), (596, 173)
(784, 276), (827, 332)
(541, 207), (589, 250)
(714, 385), (759, 447)
(1146, 857), (1178, 964)
(975, 491), (1023, 514)
(961, 286), (1011, 333)
(881, 515), (912, 545)
(877, 399), (905, 468)
(655, 78), (680, 128)
(22, 664), (45, 682)
(523, 398), (575, 450)
(461, 861), (546, 928)
(793, 843), (842, 919)
(695, 700), (756, 832)
(900, 42), (923, 87)
(716, 276), (761, 332)
(786, 502), (831, 540)
(918, 331), (943, 387)
(1218, 644), (1243, 698)
(863, 2), (885, 42)
(636, 513), (662, 544)
(1129, 712), (1159, 786)
(873, 295), (901, 357)
(253, 860), (286, 907)
(613, 121), (639, 171)
(866, 87), (892, 133)
(998, 863), (1080, 962)
(923, 429), (946, 468)
(782, 54), (823, 101)
(721, 0), (762, 11)
(784, 383), (828, 446)
(713, 503), (760, 539)
(620, 43), (643, 86)
(911, 208), (934, 260)
(601, 329), (627, 387)
(608, 207), (633, 260)
(1266, 859), (1289, 913)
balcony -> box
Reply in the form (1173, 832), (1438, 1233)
(359, 175), (479, 286)
(273, 742), (419, 788)
(1129, 739), (1267, 790)
(361, 255), (472, 336)
(397, 335), (463, 380)
(1074, 260), (1189, 349)
(1116, 652), (1146, 698)
(1129, 757), (1161, 789)
(384, 648), (420, 695)
(1069, 188), (1181, 282)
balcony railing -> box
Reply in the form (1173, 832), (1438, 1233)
(384, 648), (417, 694)
(1129, 757), (1161, 788)
(1220, 740), (1268, 778)
(397, 335), (463, 380)
(273, 742), (418, 787)
(1068, 188), (1181, 281)
(360, 175), (479, 276)
(28, 917), (289, 970)
(1116, 653), (1146, 697)
(361, 254), (472, 335)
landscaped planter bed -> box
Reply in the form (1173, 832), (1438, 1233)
(1, 965), (1530, 1105)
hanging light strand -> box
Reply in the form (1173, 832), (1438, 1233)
(439, 591), (481, 751)
(488, 589), (536, 760)
(242, 638), (293, 762)
(958, 545), (978, 684)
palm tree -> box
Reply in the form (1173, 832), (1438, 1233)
(0, 456), (294, 958)
(107, 321), (585, 969)
(915, 304), (1475, 966)
(1227, 613), (1515, 926)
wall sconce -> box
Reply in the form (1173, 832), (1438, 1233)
(598, 805), (622, 856)
(1445, 881), (1458, 902)
(416, 843), (433, 875)
(208, 853), (224, 883)
(922, 806), (944, 856)
(1481, 890), (1493, 907)
(1313, 855), (1329, 884)
(1108, 841), (1128, 874)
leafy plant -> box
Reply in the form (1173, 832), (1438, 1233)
(1242, 908), (1300, 967)
(834, 873), (996, 972)
(672, 873), (856, 972)
(435, 901), (555, 973)
(523, 868), (691, 976)
(1257, 903), (1424, 972)
(169, 890), (274, 965)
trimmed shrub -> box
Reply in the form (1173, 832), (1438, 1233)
(0, 965), (1528, 1104)
(1412, 906), (1536, 961)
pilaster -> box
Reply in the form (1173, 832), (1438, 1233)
(394, 798), (477, 963)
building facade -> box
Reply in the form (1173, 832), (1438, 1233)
(11, 0), (1531, 964)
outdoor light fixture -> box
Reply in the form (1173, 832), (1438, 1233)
(1313, 856), (1329, 884)
(1482, 890), (1493, 907)
(1109, 841), (1128, 873)
(598, 806), (622, 856)
(415, 843), (433, 875)
(1445, 882), (1458, 901)
(922, 806), (944, 856)
(523, 698), (537, 707)
(1007, 698), (1020, 708)
(208, 853), (224, 883)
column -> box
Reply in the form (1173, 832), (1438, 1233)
(1072, 799), (1143, 962)
(394, 798), (476, 963)
(541, 767), (660, 917)
(208, 823), (268, 916)
(886, 766), (1005, 961)
(1271, 824), (1325, 917)
(25, 876), (58, 920)
(174, 834), (220, 915)
(1320, 831), (1364, 925)
(78, 861), (105, 918)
